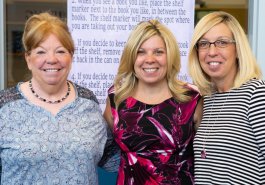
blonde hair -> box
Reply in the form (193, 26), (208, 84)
(22, 12), (74, 55)
(188, 11), (262, 95)
(114, 20), (191, 107)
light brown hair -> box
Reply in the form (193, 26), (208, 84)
(22, 12), (74, 55)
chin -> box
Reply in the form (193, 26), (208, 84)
(45, 80), (62, 86)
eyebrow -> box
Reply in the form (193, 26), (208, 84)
(35, 45), (66, 50)
(199, 36), (233, 41)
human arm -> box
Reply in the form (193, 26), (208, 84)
(248, 83), (265, 157)
(98, 97), (120, 172)
(185, 83), (203, 131)
(98, 124), (120, 172)
(103, 97), (114, 129)
(193, 97), (203, 131)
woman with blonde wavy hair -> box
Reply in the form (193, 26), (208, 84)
(188, 11), (265, 184)
(104, 20), (202, 184)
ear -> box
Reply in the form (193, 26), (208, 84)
(25, 52), (32, 71)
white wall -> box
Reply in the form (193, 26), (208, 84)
(248, 0), (265, 78)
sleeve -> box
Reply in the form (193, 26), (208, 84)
(98, 125), (120, 172)
(98, 85), (120, 172)
(98, 85), (121, 172)
(248, 83), (265, 158)
(0, 87), (17, 182)
(0, 107), (2, 182)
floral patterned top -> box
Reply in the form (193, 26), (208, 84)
(108, 86), (200, 185)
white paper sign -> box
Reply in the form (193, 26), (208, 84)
(67, 0), (195, 110)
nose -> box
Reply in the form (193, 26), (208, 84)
(208, 43), (218, 56)
(145, 53), (155, 63)
(46, 52), (58, 64)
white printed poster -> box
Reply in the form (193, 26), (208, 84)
(67, 0), (195, 110)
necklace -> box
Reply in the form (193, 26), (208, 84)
(201, 92), (230, 159)
(29, 80), (71, 104)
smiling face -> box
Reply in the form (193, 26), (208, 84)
(198, 23), (238, 84)
(134, 35), (167, 87)
(25, 34), (72, 87)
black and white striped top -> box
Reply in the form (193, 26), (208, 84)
(194, 79), (265, 185)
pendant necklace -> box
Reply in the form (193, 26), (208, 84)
(29, 80), (71, 104)
(201, 91), (230, 159)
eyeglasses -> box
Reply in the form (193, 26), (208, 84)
(196, 39), (236, 51)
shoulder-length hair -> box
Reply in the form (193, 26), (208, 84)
(114, 19), (191, 108)
(188, 11), (261, 95)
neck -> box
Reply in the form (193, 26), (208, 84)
(133, 81), (172, 104)
(212, 78), (234, 93)
(29, 79), (71, 104)
(212, 68), (237, 93)
(215, 84), (231, 93)
(32, 79), (67, 95)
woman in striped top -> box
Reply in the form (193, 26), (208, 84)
(188, 11), (265, 184)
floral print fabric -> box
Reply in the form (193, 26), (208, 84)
(108, 86), (200, 185)
(0, 83), (108, 185)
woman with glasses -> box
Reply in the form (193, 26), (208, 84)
(188, 11), (265, 184)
